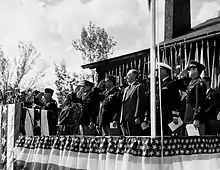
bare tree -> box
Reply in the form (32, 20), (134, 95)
(0, 50), (11, 102)
(0, 41), (47, 102)
(54, 60), (91, 105)
(14, 41), (41, 88)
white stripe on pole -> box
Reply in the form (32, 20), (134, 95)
(150, 0), (157, 138)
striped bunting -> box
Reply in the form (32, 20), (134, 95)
(13, 136), (220, 170)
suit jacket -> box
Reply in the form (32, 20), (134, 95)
(205, 88), (220, 120)
(121, 81), (147, 123)
(156, 77), (181, 135)
(98, 87), (122, 127)
(184, 77), (207, 124)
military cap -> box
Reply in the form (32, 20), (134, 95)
(186, 60), (206, 72)
(105, 75), (116, 83)
(44, 88), (54, 94)
(82, 80), (94, 87)
(32, 90), (41, 96)
(156, 62), (172, 70)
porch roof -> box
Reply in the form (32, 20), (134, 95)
(82, 16), (220, 70)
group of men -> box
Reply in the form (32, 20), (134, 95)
(18, 60), (220, 136)
(75, 60), (220, 136)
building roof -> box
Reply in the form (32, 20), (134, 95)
(161, 16), (220, 46)
(81, 49), (149, 69)
(82, 16), (220, 69)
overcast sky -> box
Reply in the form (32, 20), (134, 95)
(0, 0), (220, 87)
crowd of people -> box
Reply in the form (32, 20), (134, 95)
(4, 60), (220, 137)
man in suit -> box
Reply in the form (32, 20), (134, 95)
(202, 76), (220, 134)
(120, 69), (147, 136)
(202, 77), (217, 120)
(184, 60), (207, 135)
(155, 63), (181, 136)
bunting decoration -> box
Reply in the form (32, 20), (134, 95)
(13, 135), (220, 170)
(0, 105), (7, 169)
(0, 104), (21, 170)
(24, 108), (50, 136)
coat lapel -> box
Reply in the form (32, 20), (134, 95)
(122, 86), (129, 101)
(123, 82), (138, 101)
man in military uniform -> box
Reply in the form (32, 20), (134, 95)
(42, 88), (58, 135)
(79, 80), (100, 135)
(184, 60), (207, 135)
(155, 63), (181, 136)
(97, 75), (122, 136)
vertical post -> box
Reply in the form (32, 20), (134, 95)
(150, 0), (157, 137)
(7, 104), (15, 170)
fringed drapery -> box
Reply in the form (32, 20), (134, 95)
(14, 135), (220, 170)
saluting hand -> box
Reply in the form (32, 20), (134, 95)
(193, 120), (200, 129)
(89, 121), (95, 129)
(135, 117), (140, 124)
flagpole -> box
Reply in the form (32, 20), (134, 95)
(150, 0), (156, 138)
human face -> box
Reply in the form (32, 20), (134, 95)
(188, 67), (198, 79)
(105, 79), (111, 89)
(156, 67), (167, 79)
(82, 85), (91, 92)
(44, 93), (52, 102)
(126, 71), (136, 84)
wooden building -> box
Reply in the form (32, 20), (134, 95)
(82, 0), (220, 88)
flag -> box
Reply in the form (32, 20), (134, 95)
(184, 44), (188, 68)
(211, 41), (217, 88)
(163, 47), (168, 64)
(207, 41), (211, 76)
(24, 108), (50, 136)
(174, 46), (178, 69)
(0, 104), (21, 170)
(170, 47), (173, 78)
(178, 45), (184, 71)
(187, 43), (193, 66)
(195, 42), (199, 62)
(200, 41), (205, 77)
